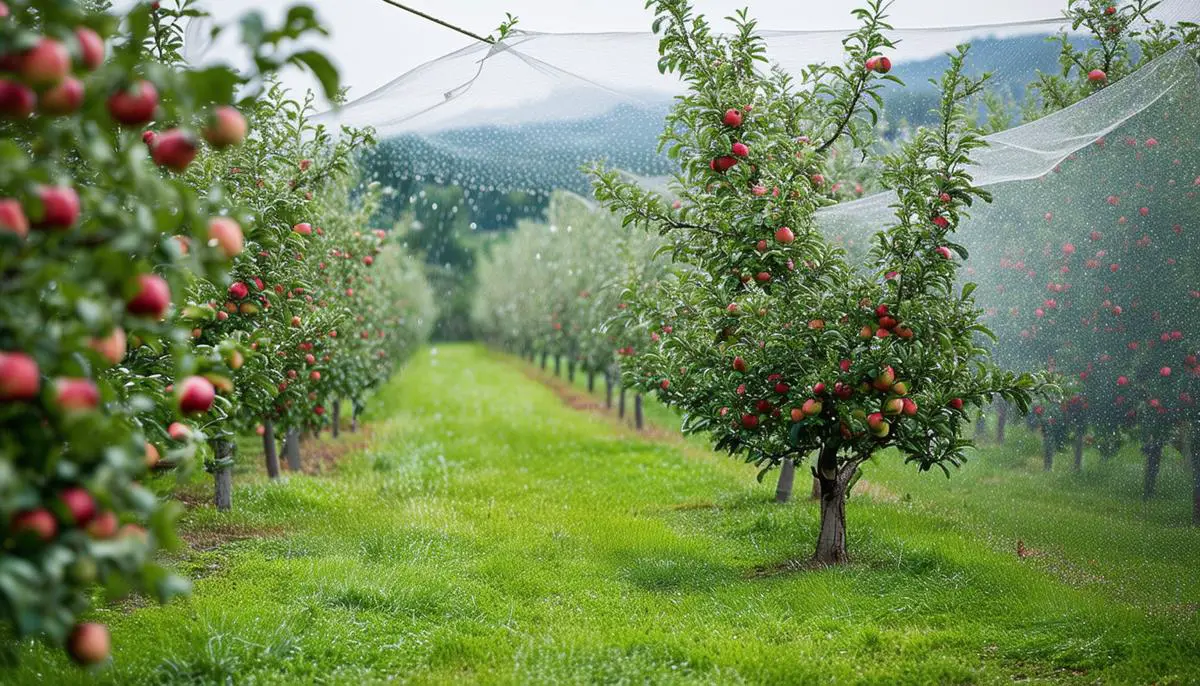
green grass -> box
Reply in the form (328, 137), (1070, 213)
(5, 344), (1199, 684)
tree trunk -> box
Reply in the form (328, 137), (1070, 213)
(996, 403), (1008, 444)
(587, 370), (595, 393)
(1191, 425), (1200, 526)
(568, 360), (576, 384)
(618, 386), (626, 419)
(540, 351), (547, 370)
(211, 438), (234, 512)
(775, 458), (795, 503)
(810, 475), (821, 500)
(351, 401), (360, 433)
(813, 440), (850, 565)
(554, 354), (561, 377)
(263, 419), (280, 480)
(605, 370), (613, 409)
(332, 400), (341, 439)
(1072, 431), (1085, 472)
(284, 428), (301, 471)
(634, 394), (644, 430)
(1142, 440), (1163, 500)
(1042, 430), (1055, 471)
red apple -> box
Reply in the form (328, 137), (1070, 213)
(310, 370), (321, 382)
(74, 27), (106, 71)
(1088, 69), (1107, 82)
(144, 441), (160, 468)
(207, 217), (243, 258)
(722, 108), (743, 127)
(177, 375), (215, 414)
(363, 255), (374, 266)
(37, 76), (83, 115)
(714, 156), (738, 172)
(883, 397), (904, 416)
(659, 378), (670, 390)
(0, 79), (35, 118)
(228, 281), (249, 300)
(0, 351), (39, 401)
(66, 623), (110, 666)
(107, 80), (158, 125)
(19, 38), (70, 87)
(58, 487), (96, 526)
(89, 327), (127, 365)
(774, 226), (794, 244)
(202, 105), (247, 148)
(11, 508), (57, 542)
(731, 142), (749, 157)
(732, 356), (747, 373)
(167, 422), (190, 441)
(87, 510), (118, 539)
(55, 377), (99, 413)
(150, 129), (198, 171)
(802, 398), (823, 416)
(873, 366), (896, 391)
(948, 398), (964, 410)
(33, 185), (80, 230)
(0, 198), (29, 238)
(293, 222), (312, 236)
(127, 274), (171, 318)
(314, 405), (325, 415)
(741, 413), (758, 429)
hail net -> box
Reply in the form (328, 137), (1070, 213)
(181, 1), (1200, 400)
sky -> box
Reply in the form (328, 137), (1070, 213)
(163, 0), (1076, 105)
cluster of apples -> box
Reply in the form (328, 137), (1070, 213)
(0, 8), (260, 665)
(858, 303), (913, 340)
(5, 480), (149, 665)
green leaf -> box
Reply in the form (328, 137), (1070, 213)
(289, 50), (341, 101)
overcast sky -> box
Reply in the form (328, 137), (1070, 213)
(173, 0), (1076, 105)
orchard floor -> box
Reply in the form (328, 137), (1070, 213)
(5, 344), (1200, 684)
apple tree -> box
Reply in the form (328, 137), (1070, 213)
(591, 0), (1047, 564)
(0, 0), (348, 664)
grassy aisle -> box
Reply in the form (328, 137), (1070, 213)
(6, 344), (1198, 684)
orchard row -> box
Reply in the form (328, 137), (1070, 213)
(0, 0), (431, 666)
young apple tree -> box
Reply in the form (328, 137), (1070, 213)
(592, 0), (1048, 564)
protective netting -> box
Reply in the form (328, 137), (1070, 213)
(815, 45), (1200, 242)
(302, 0), (1200, 198)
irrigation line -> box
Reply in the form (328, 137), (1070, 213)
(375, 0), (495, 44)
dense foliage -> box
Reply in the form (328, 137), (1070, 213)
(0, 0), (432, 666)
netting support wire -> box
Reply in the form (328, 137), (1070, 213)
(375, 0), (495, 44)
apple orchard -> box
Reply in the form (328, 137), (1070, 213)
(1, 0), (1199, 674)
(0, 0), (431, 666)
